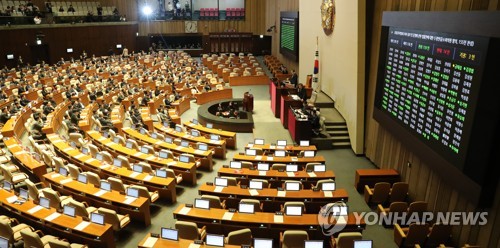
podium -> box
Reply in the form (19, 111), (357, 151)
(243, 92), (254, 112)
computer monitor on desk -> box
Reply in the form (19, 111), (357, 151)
(300, 140), (310, 147)
(238, 202), (255, 214)
(77, 174), (88, 184)
(285, 181), (300, 191)
(113, 158), (122, 167)
(206, 234), (224, 247)
(133, 164), (143, 173)
(354, 240), (373, 248)
(257, 163), (269, 171)
(210, 134), (220, 141)
(285, 205), (302, 216)
(140, 147), (149, 154)
(194, 198), (210, 209)
(277, 140), (287, 147)
(254, 238), (273, 248)
(230, 161), (241, 169)
(322, 182), (336, 191)
(39, 197), (50, 209)
(245, 149), (257, 156)
(249, 180), (263, 190)
(206, 123), (213, 129)
(95, 153), (104, 161)
(314, 164), (326, 172)
(2, 181), (12, 191)
(156, 169), (167, 178)
(127, 188), (139, 198)
(100, 181), (111, 191)
(63, 205), (76, 217)
(19, 188), (29, 200)
(165, 137), (173, 144)
(192, 119), (198, 125)
(305, 240), (324, 248)
(179, 155), (190, 163)
(286, 164), (298, 172)
(90, 212), (105, 225)
(180, 141), (190, 148)
(214, 177), (228, 187)
(275, 150), (286, 157)
(0, 236), (9, 247)
(303, 150), (315, 158)
(254, 138), (264, 145)
(198, 143), (208, 151)
(161, 228), (179, 241)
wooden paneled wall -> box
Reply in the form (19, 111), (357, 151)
(0, 23), (138, 66)
(365, 1), (500, 247)
(265, 0), (299, 73)
(136, 0), (266, 36)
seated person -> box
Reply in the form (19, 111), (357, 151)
(203, 81), (211, 92)
(297, 83), (307, 102)
(0, 107), (11, 125)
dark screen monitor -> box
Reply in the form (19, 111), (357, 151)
(95, 153), (104, 161)
(161, 228), (178, 241)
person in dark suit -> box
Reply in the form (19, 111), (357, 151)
(0, 107), (11, 124)
(289, 69), (298, 88)
(297, 83), (307, 102)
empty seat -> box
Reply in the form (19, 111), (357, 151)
(389, 182), (409, 203)
(40, 188), (72, 211)
(97, 207), (130, 231)
(239, 199), (262, 212)
(175, 221), (206, 240)
(108, 177), (128, 194)
(0, 218), (33, 244)
(66, 199), (97, 218)
(20, 229), (59, 248)
(364, 182), (391, 206)
(47, 239), (87, 248)
(280, 230), (309, 248)
(426, 223), (452, 248)
(226, 228), (252, 246)
(201, 195), (226, 209)
(394, 223), (429, 247)
(282, 201), (305, 214)
(129, 185), (159, 203)
(332, 232), (363, 248)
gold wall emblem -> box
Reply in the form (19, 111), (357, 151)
(321, 0), (335, 35)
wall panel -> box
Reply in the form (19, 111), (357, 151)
(265, 0), (299, 72)
(365, 0), (500, 247)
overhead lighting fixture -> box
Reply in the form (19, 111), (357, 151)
(142, 6), (153, 16)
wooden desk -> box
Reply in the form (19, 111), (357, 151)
(47, 134), (177, 203)
(280, 95), (302, 129)
(44, 172), (151, 226)
(87, 130), (198, 185)
(218, 167), (335, 189)
(153, 123), (226, 159)
(172, 97), (191, 116)
(43, 101), (70, 134)
(173, 204), (365, 242)
(270, 81), (293, 118)
(78, 103), (96, 132)
(195, 88), (233, 105)
(4, 137), (47, 181)
(198, 184), (348, 213)
(1, 100), (43, 138)
(354, 169), (400, 192)
(288, 108), (313, 143)
(229, 75), (269, 86)
(122, 127), (213, 172)
(244, 143), (317, 155)
(0, 189), (115, 248)
(184, 121), (237, 149)
(138, 234), (241, 248)
(140, 107), (154, 131)
(232, 154), (326, 168)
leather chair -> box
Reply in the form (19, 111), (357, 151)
(20, 229), (59, 248)
(280, 230), (309, 248)
(225, 228), (252, 246)
(97, 207), (130, 231)
(175, 221), (207, 240)
(364, 182), (391, 206)
(332, 232), (363, 248)
(394, 223), (430, 247)
(389, 182), (409, 203)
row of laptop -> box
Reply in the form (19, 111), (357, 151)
(2, 181), (106, 226)
(227, 161), (327, 172)
(156, 228), (372, 247)
(213, 177), (336, 191)
(244, 148), (315, 157)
